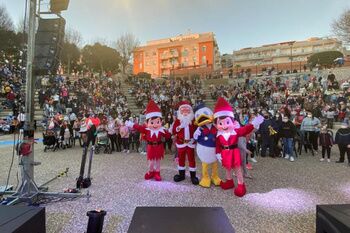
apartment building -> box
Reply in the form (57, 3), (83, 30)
(133, 32), (220, 78)
(233, 37), (343, 72)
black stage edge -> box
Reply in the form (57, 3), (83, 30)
(316, 204), (350, 233)
(128, 207), (235, 233)
(0, 206), (45, 233)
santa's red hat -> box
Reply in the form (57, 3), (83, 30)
(213, 97), (234, 118)
(177, 100), (192, 110)
(145, 100), (162, 120)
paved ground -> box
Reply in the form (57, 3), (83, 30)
(0, 133), (349, 233)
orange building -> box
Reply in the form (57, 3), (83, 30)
(133, 32), (221, 78)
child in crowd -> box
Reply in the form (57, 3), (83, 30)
(319, 125), (333, 162)
(60, 120), (71, 148)
(119, 120), (130, 153)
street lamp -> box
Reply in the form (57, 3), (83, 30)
(288, 41), (296, 72)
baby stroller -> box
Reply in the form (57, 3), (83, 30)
(95, 130), (112, 154)
(43, 129), (58, 152)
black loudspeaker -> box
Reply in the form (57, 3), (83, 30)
(34, 18), (65, 75)
(128, 207), (235, 233)
(0, 206), (45, 233)
(50, 0), (70, 13)
(316, 204), (350, 233)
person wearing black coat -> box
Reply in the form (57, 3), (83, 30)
(279, 116), (297, 161)
(257, 111), (277, 157)
(335, 122), (350, 165)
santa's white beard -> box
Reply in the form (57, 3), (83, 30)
(178, 112), (194, 126)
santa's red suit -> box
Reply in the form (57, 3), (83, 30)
(171, 100), (199, 185)
(133, 125), (170, 161)
(172, 118), (197, 169)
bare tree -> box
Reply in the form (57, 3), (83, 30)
(115, 33), (140, 74)
(332, 9), (350, 45)
(65, 27), (83, 47)
(0, 4), (14, 31)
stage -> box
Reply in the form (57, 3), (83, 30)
(0, 134), (349, 233)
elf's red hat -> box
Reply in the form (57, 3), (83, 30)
(177, 100), (192, 110)
(213, 97), (234, 119)
(145, 100), (162, 120)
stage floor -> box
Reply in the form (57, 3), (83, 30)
(0, 135), (349, 233)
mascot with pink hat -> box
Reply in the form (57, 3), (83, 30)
(214, 97), (263, 197)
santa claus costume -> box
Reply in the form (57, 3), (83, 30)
(171, 101), (199, 185)
(126, 100), (171, 181)
(214, 97), (263, 197)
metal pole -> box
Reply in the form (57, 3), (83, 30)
(290, 44), (293, 72)
(22, 0), (37, 194)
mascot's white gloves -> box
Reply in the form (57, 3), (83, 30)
(252, 114), (264, 130)
(216, 153), (222, 164)
(125, 120), (134, 128)
(193, 128), (201, 140)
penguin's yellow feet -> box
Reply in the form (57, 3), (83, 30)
(211, 162), (221, 186)
(199, 163), (211, 188)
(199, 177), (211, 188)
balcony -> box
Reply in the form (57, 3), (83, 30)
(161, 51), (179, 59)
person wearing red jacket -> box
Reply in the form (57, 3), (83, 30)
(126, 100), (171, 181)
(214, 97), (264, 197)
(171, 100), (199, 185)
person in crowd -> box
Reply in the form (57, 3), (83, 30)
(119, 120), (130, 153)
(257, 111), (276, 158)
(335, 122), (350, 166)
(279, 115), (297, 162)
(107, 116), (119, 153)
(319, 125), (333, 162)
(300, 112), (321, 154)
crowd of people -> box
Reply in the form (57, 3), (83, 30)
(0, 58), (25, 133)
(1, 66), (350, 166)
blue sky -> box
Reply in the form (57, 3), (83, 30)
(2, 0), (350, 53)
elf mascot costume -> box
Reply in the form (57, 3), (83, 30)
(193, 104), (221, 188)
(126, 100), (171, 181)
(213, 97), (263, 197)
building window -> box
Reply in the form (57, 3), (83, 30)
(193, 57), (197, 62)
(202, 46), (206, 52)
(193, 47), (197, 52)
(202, 56), (207, 64)
(153, 51), (156, 56)
(182, 49), (188, 57)
(139, 63), (142, 69)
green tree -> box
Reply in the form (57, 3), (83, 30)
(82, 43), (121, 74)
(308, 51), (343, 68)
(61, 42), (80, 74)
